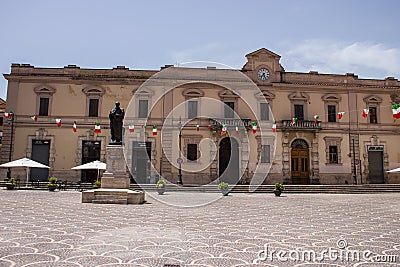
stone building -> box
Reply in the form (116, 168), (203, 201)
(1, 48), (400, 185)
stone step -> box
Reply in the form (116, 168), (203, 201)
(92, 199), (128, 204)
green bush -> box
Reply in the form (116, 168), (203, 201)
(93, 180), (101, 187)
(218, 181), (229, 190)
(156, 178), (167, 188)
(274, 183), (285, 191)
(6, 178), (16, 185)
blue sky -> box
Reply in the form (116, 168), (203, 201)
(1, 0), (399, 100)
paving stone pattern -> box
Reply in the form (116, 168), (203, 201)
(0, 191), (399, 266)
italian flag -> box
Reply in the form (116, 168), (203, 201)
(313, 115), (319, 123)
(72, 121), (77, 132)
(207, 124), (211, 129)
(55, 118), (61, 127)
(362, 108), (369, 118)
(94, 122), (101, 133)
(4, 112), (11, 119)
(291, 117), (297, 125)
(196, 124), (200, 131)
(272, 120), (277, 132)
(129, 124), (135, 132)
(221, 124), (227, 135)
(252, 122), (257, 134)
(31, 115), (37, 122)
(235, 126), (239, 134)
(152, 125), (157, 136)
(143, 124), (147, 129)
(337, 112), (345, 119)
(392, 104), (400, 119)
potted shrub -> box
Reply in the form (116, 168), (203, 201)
(6, 178), (16, 190)
(93, 180), (101, 188)
(156, 178), (167, 195)
(218, 181), (229, 196)
(47, 177), (58, 192)
(273, 183), (284, 196)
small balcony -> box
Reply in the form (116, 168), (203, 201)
(282, 120), (322, 130)
(209, 118), (252, 129)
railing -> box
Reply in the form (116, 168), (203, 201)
(282, 120), (322, 129)
(209, 118), (252, 127)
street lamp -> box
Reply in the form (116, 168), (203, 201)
(177, 117), (183, 185)
(6, 112), (14, 179)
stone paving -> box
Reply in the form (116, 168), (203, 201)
(0, 190), (399, 266)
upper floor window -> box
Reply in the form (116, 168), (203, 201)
(369, 107), (378, 124)
(289, 92), (309, 121)
(224, 102), (235, 118)
(322, 94), (341, 123)
(363, 95), (382, 124)
(39, 97), (50, 116)
(88, 99), (99, 117)
(82, 87), (105, 118)
(294, 105), (304, 120)
(138, 99), (148, 118)
(328, 105), (337, 122)
(260, 102), (270, 121)
(188, 100), (198, 119)
(34, 85), (56, 117)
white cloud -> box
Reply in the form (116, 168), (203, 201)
(282, 40), (400, 79)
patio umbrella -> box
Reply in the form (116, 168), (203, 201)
(0, 157), (50, 185)
(387, 167), (400, 173)
(71, 160), (106, 181)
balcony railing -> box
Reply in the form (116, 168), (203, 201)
(209, 118), (252, 128)
(282, 120), (321, 130)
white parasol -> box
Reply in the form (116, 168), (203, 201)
(0, 157), (50, 185)
(71, 160), (106, 181)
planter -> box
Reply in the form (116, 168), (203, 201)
(6, 184), (15, 190)
(273, 189), (282, 197)
(221, 188), (229, 196)
(157, 188), (165, 195)
(48, 185), (57, 192)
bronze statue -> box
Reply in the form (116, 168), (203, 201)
(109, 101), (125, 144)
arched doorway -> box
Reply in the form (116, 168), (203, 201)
(291, 139), (310, 184)
(219, 137), (239, 185)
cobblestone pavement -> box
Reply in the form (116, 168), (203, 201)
(0, 190), (399, 267)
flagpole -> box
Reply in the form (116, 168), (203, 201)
(7, 112), (14, 179)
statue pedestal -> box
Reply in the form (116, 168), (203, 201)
(82, 145), (145, 204)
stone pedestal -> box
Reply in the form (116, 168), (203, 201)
(82, 145), (145, 204)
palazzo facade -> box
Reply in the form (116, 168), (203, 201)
(1, 48), (400, 185)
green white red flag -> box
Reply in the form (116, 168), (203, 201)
(152, 125), (157, 136)
(235, 126), (239, 134)
(31, 115), (37, 122)
(392, 104), (400, 119)
(196, 124), (199, 131)
(362, 108), (369, 118)
(129, 124), (135, 132)
(55, 118), (61, 127)
(252, 122), (257, 134)
(272, 120), (277, 132)
(4, 112), (11, 119)
(221, 124), (227, 135)
(72, 121), (77, 132)
(313, 115), (319, 123)
(337, 112), (345, 119)
(291, 117), (297, 125)
(94, 122), (101, 133)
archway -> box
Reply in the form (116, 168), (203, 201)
(219, 137), (239, 185)
(291, 139), (310, 184)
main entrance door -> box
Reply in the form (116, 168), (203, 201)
(291, 139), (310, 184)
(30, 140), (50, 182)
(368, 151), (384, 183)
(219, 137), (239, 185)
(81, 141), (101, 183)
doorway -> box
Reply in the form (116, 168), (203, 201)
(368, 151), (384, 183)
(291, 139), (310, 184)
(30, 140), (50, 182)
(219, 137), (239, 185)
(132, 141), (151, 183)
(81, 140), (101, 183)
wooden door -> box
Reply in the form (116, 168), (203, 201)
(291, 148), (309, 184)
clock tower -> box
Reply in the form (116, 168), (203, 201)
(242, 48), (284, 84)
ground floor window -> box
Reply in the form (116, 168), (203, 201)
(329, 145), (338, 163)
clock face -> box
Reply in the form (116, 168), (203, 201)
(257, 68), (270, 81)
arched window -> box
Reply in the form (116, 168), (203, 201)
(82, 87), (105, 117)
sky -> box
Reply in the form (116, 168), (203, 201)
(0, 0), (399, 100)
